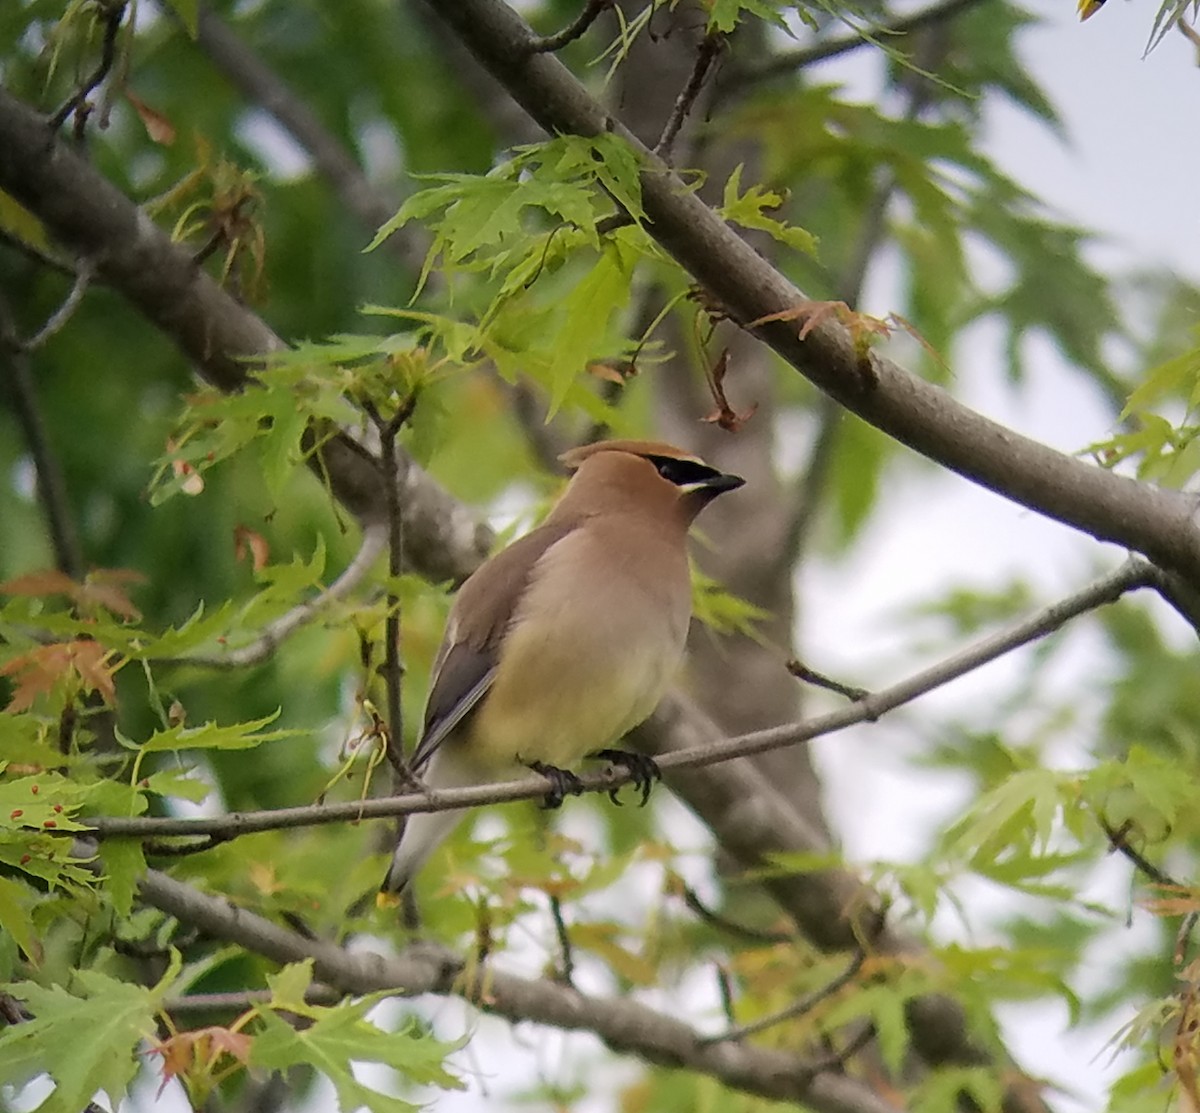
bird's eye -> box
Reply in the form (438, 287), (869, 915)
(647, 455), (720, 487)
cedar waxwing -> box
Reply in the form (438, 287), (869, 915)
(380, 439), (744, 894)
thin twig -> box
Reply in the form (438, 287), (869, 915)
(178, 524), (387, 668)
(24, 260), (95, 350)
(715, 963), (737, 1027)
(654, 32), (725, 163)
(681, 883), (792, 945)
(702, 949), (866, 1045)
(548, 894), (575, 986)
(526, 0), (612, 53)
(785, 660), (869, 705)
(732, 0), (984, 87)
(363, 396), (418, 784)
(49, 0), (127, 133)
(800, 1024), (876, 1079)
(1099, 817), (1179, 889)
(80, 558), (1154, 841)
(0, 293), (86, 578)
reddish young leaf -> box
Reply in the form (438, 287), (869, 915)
(124, 88), (177, 146)
(233, 525), (270, 571)
(0, 570), (78, 598)
(0, 641), (118, 712)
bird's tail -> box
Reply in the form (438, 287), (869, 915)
(379, 748), (480, 895)
(380, 807), (467, 894)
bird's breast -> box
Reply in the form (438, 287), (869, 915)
(465, 524), (690, 771)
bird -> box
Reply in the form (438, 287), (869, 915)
(380, 438), (744, 895)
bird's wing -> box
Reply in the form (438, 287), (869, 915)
(410, 520), (574, 772)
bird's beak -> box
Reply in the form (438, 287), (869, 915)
(703, 472), (746, 494)
(1077, 0), (1104, 20)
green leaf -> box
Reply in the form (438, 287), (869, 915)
(872, 984), (909, 1077)
(542, 240), (634, 413)
(911, 1066), (1004, 1113)
(99, 839), (147, 918)
(0, 876), (38, 960)
(143, 768), (212, 803)
(690, 567), (770, 638)
(707, 0), (792, 34)
(941, 768), (1066, 865)
(135, 712), (298, 754)
(250, 999), (463, 1110)
(267, 958), (316, 1011)
(0, 963), (173, 1112)
(1120, 347), (1200, 419)
(720, 164), (816, 255)
(0, 189), (49, 253)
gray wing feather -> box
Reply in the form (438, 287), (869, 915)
(408, 520), (575, 773)
(410, 650), (496, 771)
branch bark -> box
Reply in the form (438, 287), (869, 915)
(0, 87), (491, 587)
(138, 868), (904, 1113)
(423, 0), (1200, 589)
(87, 556), (1151, 839)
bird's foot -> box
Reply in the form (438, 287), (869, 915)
(528, 761), (584, 809)
(590, 749), (661, 807)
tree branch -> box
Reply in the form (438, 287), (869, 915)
(83, 556), (1153, 839)
(0, 86), (491, 587)
(654, 31), (725, 162)
(136, 868), (903, 1113)
(703, 949), (867, 1045)
(526, 0), (612, 53)
(173, 2), (427, 272)
(49, 0), (127, 133)
(423, 0), (1200, 590)
(179, 524), (387, 668)
(0, 292), (86, 578)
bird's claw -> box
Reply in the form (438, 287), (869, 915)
(528, 761), (584, 809)
(591, 749), (661, 807)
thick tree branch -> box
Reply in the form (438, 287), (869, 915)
(0, 87), (491, 586)
(423, 0), (1200, 590)
(137, 869), (902, 1113)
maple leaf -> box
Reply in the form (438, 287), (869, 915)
(80, 569), (145, 620)
(123, 87), (176, 146)
(0, 567), (144, 620)
(0, 640), (118, 712)
(233, 524), (270, 571)
(149, 1025), (253, 1101)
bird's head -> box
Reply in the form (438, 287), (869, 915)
(556, 439), (744, 526)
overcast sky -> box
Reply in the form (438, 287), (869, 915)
(810, 4), (1200, 1109)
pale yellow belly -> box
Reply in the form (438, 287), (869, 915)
(466, 600), (686, 772)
